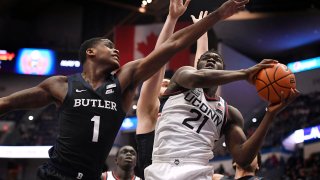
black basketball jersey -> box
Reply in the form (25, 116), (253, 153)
(221, 175), (264, 180)
(49, 73), (126, 179)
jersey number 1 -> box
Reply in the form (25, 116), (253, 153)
(91, 115), (100, 142)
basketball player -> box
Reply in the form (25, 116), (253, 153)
(144, 55), (299, 179)
(0, 0), (249, 179)
(135, 0), (192, 178)
(212, 153), (263, 180)
(136, 5), (209, 179)
(101, 145), (141, 180)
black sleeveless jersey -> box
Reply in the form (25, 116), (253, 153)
(49, 73), (126, 179)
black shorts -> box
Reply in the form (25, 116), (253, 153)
(135, 131), (155, 179)
(37, 162), (99, 180)
(37, 162), (75, 180)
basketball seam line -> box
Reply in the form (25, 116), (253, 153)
(270, 65), (281, 100)
(256, 72), (293, 92)
(274, 73), (295, 88)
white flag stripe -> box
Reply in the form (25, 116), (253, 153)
(134, 23), (163, 59)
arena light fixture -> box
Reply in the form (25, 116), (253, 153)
(287, 56), (320, 73)
(282, 124), (320, 151)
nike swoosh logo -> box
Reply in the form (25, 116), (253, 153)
(76, 89), (87, 92)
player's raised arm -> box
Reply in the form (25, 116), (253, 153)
(0, 76), (67, 116)
(224, 89), (300, 167)
(117, 0), (250, 91)
(172, 59), (277, 90)
(191, 10), (209, 67)
(137, 0), (190, 134)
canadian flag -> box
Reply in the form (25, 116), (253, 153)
(114, 22), (192, 71)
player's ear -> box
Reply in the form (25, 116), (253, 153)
(86, 48), (95, 56)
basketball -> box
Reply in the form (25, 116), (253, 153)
(255, 63), (296, 104)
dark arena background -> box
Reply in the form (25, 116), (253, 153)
(0, 0), (320, 179)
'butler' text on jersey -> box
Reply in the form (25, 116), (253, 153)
(73, 99), (117, 111)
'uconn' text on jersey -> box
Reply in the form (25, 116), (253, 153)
(184, 90), (223, 127)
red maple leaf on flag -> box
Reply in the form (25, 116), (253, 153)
(137, 32), (158, 57)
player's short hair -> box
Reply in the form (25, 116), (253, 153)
(197, 49), (226, 70)
(79, 37), (114, 64)
(115, 145), (136, 158)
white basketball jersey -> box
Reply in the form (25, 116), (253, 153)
(152, 88), (227, 162)
(102, 171), (141, 180)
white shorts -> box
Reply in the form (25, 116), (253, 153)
(144, 158), (213, 180)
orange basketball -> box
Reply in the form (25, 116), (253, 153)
(255, 63), (296, 104)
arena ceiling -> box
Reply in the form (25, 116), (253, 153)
(0, 0), (320, 64)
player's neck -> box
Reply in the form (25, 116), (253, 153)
(82, 61), (112, 80)
(203, 87), (217, 97)
(113, 169), (135, 180)
(81, 71), (107, 90)
(234, 169), (255, 179)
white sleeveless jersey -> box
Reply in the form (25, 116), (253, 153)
(152, 88), (228, 162)
(101, 171), (141, 180)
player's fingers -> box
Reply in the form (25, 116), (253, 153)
(291, 88), (300, 99)
(235, 0), (249, 6)
(258, 63), (275, 69)
(280, 90), (286, 103)
(199, 11), (203, 18)
(261, 59), (278, 64)
(191, 15), (196, 22)
(285, 88), (300, 104)
(237, 5), (246, 11)
(184, 0), (191, 8)
(203, 11), (209, 17)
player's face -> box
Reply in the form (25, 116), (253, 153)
(94, 39), (120, 69)
(250, 156), (259, 171)
(160, 79), (170, 96)
(116, 146), (137, 169)
(197, 52), (224, 70)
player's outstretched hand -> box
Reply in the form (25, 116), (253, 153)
(244, 59), (278, 84)
(267, 88), (300, 115)
(169, 0), (191, 19)
(191, 11), (209, 24)
(216, 0), (249, 20)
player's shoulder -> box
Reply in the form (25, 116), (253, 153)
(39, 75), (67, 87)
(226, 104), (244, 127)
(227, 105), (240, 114)
(171, 66), (196, 80)
(45, 75), (68, 82)
(176, 66), (197, 72)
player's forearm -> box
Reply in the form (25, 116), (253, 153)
(138, 15), (178, 109)
(155, 15), (178, 48)
(190, 69), (247, 88)
(142, 14), (178, 99)
(236, 113), (274, 166)
(2, 88), (53, 113)
(194, 33), (208, 67)
(0, 97), (11, 115)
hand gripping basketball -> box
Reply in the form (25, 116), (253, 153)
(255, 62), (297, 104)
